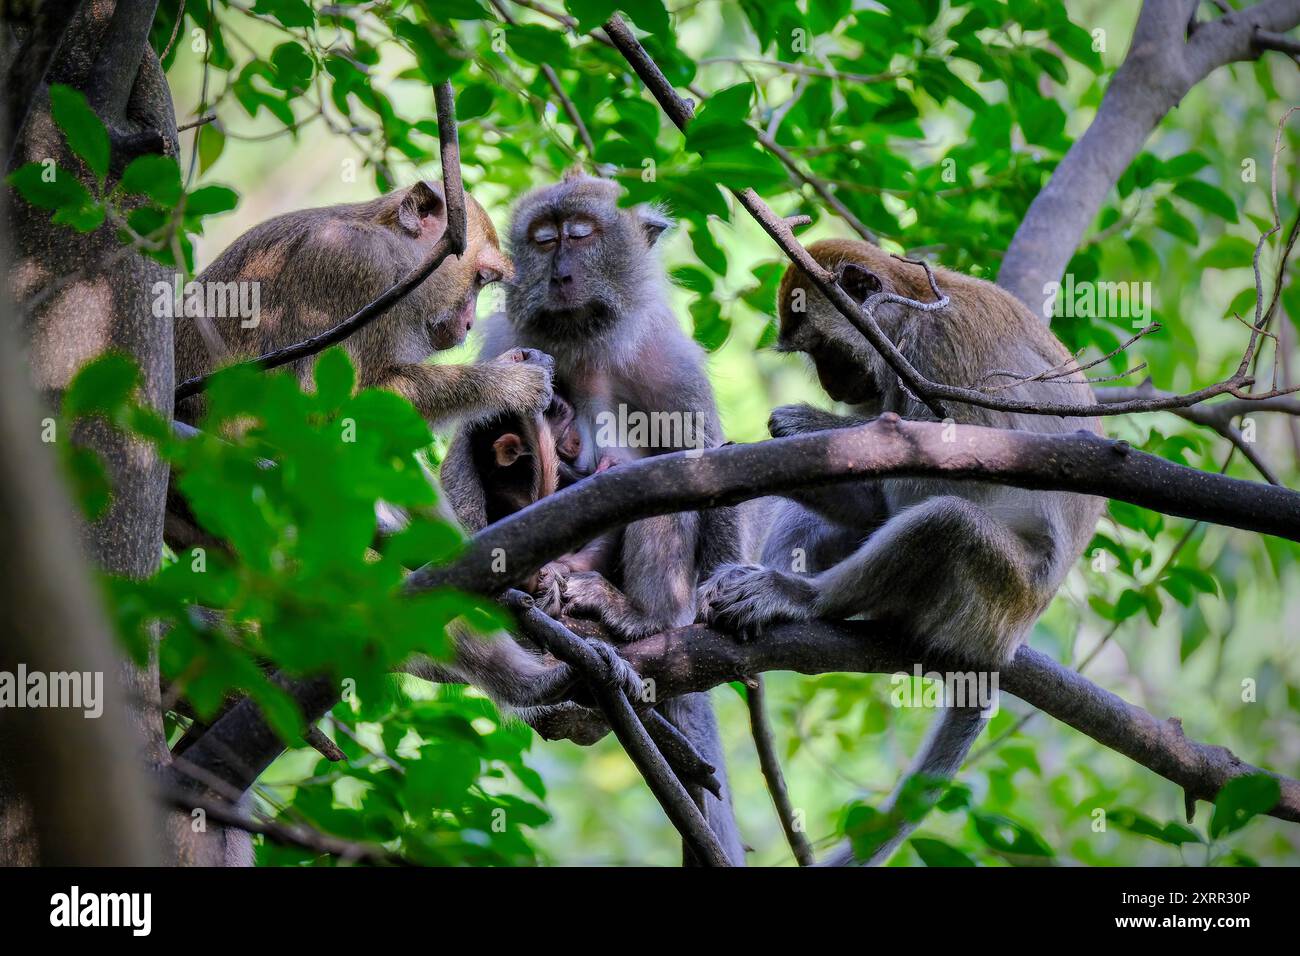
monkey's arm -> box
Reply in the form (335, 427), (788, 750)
(366, 352), (552, 428)
(764, 404), (889, 527)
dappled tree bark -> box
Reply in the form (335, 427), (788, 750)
(2, 0), (240, 864)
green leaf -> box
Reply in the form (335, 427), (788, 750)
(507, 24), (570, 65)
(251, 0), (315, 28)
(456, 84), (494, 120)
(185, 185), (239, 218)
(622, 0), (670, 35)
(1111, 808), (1205, 846)
(49, 84), (109, 181)
(564, 0), (617, 33)
(697, 146), (787, 190)
(911, 837), (976, 867)
(269, 42), (315, 93)
(314, 347), (357, 409)
(7, 161), (93, 211)
(1198, 235), (1257, 270)
(1161, 151), (1211, 179)
(1210, 774), (1280, 838)
(1049, 22), (1102, 72)
(685, 83), (755, 154)
(1154, 198), (1198, 245)
(121, 155), (184, 206)
(1173, 180), (1239, 223)
(64, 352), (141, 419)
(971, 812), (1054, 858)
(689, 296), (730, 351)
(198, 125), (226, 173)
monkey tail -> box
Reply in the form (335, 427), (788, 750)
(660, 692), (748, 866)
(821, 704), (988, 867)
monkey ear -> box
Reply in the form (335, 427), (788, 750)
(493, 433), (529, 467)
(838, 262), (883, 304)
(636, 204), (673, 247)
(396, 180), (446, 238)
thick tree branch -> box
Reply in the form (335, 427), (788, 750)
(607, 620), (1300, 826)
(174, 81), (467, 403)
(2, 0), (83, 171)
(87, 0), (162, 120)
(408, 416), (1300, 601)
(998, 0), (1300, 316)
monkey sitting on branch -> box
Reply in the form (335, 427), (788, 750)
(441, 387), (622, 602)
(443, 171), (748, 864)
(698, 238), (1105, 865)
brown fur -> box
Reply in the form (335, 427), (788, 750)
(173, 182), (553, 428)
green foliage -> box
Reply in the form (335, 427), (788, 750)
(38, 0), (1300, 866)
(62, 350), (545, 864)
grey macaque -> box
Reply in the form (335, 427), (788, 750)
(452, 170), (747, 864)
(697, 238), (1104, 865)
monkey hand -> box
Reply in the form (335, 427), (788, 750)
(696, 563), (816, 642)
(768, 403), (868, 438)
(534, 560), (572, 616)
(587, 640), (648, 703)
(491, 348), (555, 413)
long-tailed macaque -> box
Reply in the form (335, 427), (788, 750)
(174, 180), (551, 426)
(698, 239), (1105, 865)
(451, 171), (747, 864)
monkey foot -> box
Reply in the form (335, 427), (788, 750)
(696, 563), (815, 642)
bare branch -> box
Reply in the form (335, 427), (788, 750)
(174, 80), (467, 403)
(603, 620), (1300, 826)
(746, 677), (815, 866)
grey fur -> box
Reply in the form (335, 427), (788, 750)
(450, 173), (747, 864)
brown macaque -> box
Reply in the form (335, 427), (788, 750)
(441, 389), (621, 600)
(696, 238), (1105, 866)
(174, 181), (553, 428)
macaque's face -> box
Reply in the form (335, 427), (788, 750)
(505, 175), (670, 339)
(779, 303), (878, 405)
(384, 182), (511, 352)
(427, 196), (513, 351)
(523, 210), (608, 313)
(778, 261), (884, 406)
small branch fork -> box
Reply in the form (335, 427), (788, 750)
(500, 591), (732, 866)
(173, 81), (468, 404)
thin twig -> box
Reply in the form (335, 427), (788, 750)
(746, 677), (815, 866)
